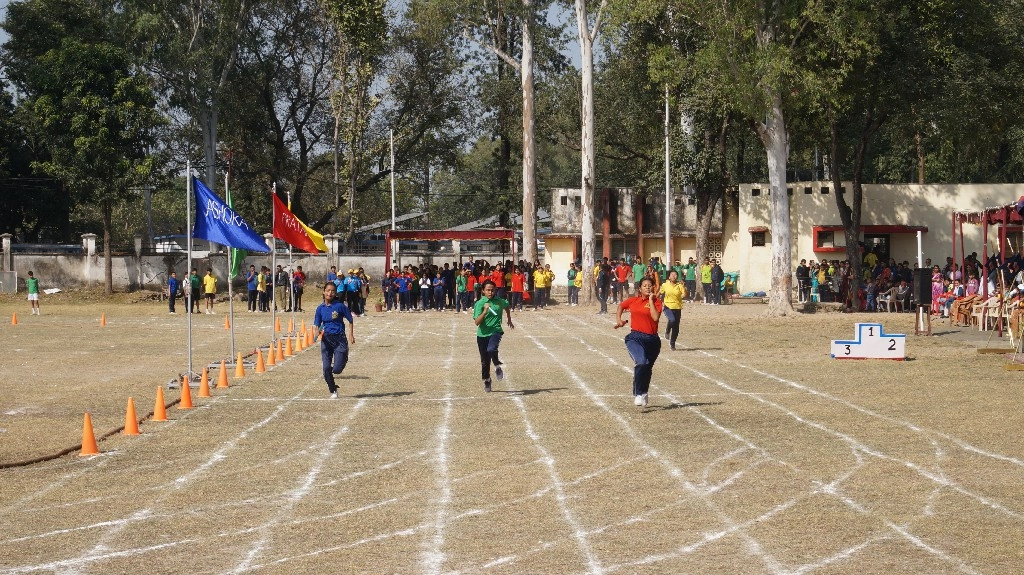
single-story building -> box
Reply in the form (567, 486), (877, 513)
(541, 183), (1024, 294)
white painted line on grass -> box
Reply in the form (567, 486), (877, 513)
(510, 394), (603, 575)
(523, 334), (787, 575)
(420, 323), (458, 575)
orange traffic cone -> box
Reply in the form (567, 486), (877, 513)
(275, 316), (281, 332)
(266, 344), (276, 367)
(276, 339), (285, 362)
(255, 348), (266, 373)
(234, 352), (245, 378)
(152, 386), (168, 421)
(10, 312), (17, 326)
(224, 315), (230, 329)
(100, 313), (106, 327)
(198, 367), (211, 398)
(288, 317), (294, 333)
(300, 319), (306, 335)
(123, 398), (140, 436)
(306, 327), (313, 347)
(179, 375), (194, 409)
(216, 360), (229, 388)
(79, 413), (100, 456)
(285, 336), (293, 357)
(296, 333), (304, 351)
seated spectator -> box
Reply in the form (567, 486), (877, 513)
(952, 293), (982, 326)
(896, 280), (912, 311)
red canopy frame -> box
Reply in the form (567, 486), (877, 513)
(952, 205), (1023, 336)
(384, 229), (516, 269)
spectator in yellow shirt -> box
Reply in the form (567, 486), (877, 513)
(203, 268), (218, 314)
(659, 270), (686, 350)
(533, 266), (549, 310)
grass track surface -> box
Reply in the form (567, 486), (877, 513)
(1, 297), (1023, 573)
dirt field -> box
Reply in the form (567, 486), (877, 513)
(1, 291), (1022, 574)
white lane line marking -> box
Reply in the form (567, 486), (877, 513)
(224, 401), (367, 574)
(657, 353), (1024, 521)
(2, 326), (401, 571)
(510, 394), (603, 575)
(523, 334), (786, 574)
(420, 323), (458, 575)
(695, 351), (1024, 470)
(885, 522), (983, 575)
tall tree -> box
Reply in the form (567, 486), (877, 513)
(133, 0), (250, 191)
(322, 0), (388, 238)
(4, 0), (163, 293)
(679, 0), (822, 316)
(574, 0), (608, 304)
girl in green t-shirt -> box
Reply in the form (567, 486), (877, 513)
(26, 270), (40, 315)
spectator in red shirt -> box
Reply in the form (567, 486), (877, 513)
(489, 264), (506, 299)
(614, 277), (663, 408)
(509, 266), (526, 311)
(615, 260), (631, 300)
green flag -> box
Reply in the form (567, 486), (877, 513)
(226, 181), (247, 280)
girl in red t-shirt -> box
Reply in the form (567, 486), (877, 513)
(614, 277), (663, 408)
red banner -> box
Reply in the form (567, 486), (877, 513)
(272, 192), (319, 254)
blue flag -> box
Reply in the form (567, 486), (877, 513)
(192, 178), (268, 253)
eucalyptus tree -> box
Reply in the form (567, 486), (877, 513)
(133, 0), (251, 192)
(222, 0), (337, 227)
(671, 0), (827, 316)
(573, 0), (610, 304)
(322, 0), (388, 238)
(3, 0), (163, 293)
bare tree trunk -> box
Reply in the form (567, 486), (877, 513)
(575, 0), (605, 305)
(758, 95), (794, 316)
(521, 2), (537, 264)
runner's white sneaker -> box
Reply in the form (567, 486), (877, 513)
(641, 393), (649, 407)
(634, 394), (644, 406)
(330, 391), (338, 399)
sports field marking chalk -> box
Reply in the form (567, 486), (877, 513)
(830, 323), (906, 360)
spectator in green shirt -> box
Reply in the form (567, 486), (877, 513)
(26, 270), (40, 315)
(632, 257), (647, 291)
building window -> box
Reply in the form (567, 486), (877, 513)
(687, 197), (696, 205)
(820, 186), (830, 194)
(751, 188), (761, 196)
(574, 196), (581, 210)
(751, 231), (766, 246)
(804, 187), (812, 194)
(560, 195), (568, 206)
(816, 230), (834, 248)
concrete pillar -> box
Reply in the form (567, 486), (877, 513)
(82, 233), (97, 287)
(264, 233), (275, 253)
(1, 233), (12, 272)
(82, 233), (97, 257)
(133, 234), (143, 257)
(324, 234), (340, 256)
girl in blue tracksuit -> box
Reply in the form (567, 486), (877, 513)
(313, 282), (355, 399)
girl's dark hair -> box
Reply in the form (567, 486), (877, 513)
(640, 277), (656, 287)
(481, 279), (496, 289)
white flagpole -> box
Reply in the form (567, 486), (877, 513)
(271, 183), (277, 346)
(288, 188), (294, 326)
(226, 172), (236, 362)
(664, 85), (671, 263)
(186, 162), (194, 381)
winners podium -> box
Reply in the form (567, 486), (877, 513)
(830, 323), (906, 360)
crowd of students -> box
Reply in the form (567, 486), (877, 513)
(166, 264), (312, 314)
(379, 260), (559, 313)
(794, 251), (1004, 318)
